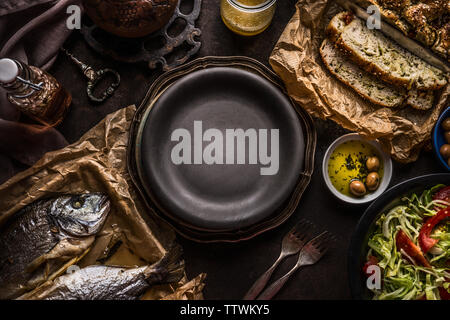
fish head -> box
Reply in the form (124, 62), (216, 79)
(48, 193), (111, 237)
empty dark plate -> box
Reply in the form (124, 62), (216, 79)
(135, 67), (305, 231)
(348, 173), (450, 299)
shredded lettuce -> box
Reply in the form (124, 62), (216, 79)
(366, 185), (450, 300)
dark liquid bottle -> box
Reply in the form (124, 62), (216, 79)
(0, 58), (71, 127)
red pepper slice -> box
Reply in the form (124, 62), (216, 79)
(396, 230), (431, 268)
(419, 206), (450, 253)
(433, 186), (450, 202)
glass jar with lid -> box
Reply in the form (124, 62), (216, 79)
(220, 0), (277, 36)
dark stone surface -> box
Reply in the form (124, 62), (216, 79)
(15, 0), (444, 299)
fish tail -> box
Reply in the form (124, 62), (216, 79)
(145, 244), (185, 285)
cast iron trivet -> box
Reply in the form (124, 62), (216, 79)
(81, 0), (202, 71)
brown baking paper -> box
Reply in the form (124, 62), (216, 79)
(0, 105), (205, 300)
(269, 0), (449, 163)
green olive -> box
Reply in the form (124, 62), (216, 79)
(440, 144), (450, 159)
(349, 180), (366, 197)
(442, 118), (450, 131)
(366, 156), (380, 172)
(366, 172), (380, 191)
(445, 131), (450, 144)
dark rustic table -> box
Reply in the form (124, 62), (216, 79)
(15, 0), (444, 299)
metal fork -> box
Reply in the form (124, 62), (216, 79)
(243, 219), (314, 300)
(256, 231), (333, 300)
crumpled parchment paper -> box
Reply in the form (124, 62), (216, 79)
(269, 0), (449, 163)
(0, 105), (205, 300)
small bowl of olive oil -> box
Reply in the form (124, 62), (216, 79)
(322, 133), (392, 205)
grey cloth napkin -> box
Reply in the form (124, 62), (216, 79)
(0, 0), (82, 183)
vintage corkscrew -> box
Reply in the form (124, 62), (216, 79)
(61, 48), (120, 103)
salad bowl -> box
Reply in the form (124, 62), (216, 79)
(348, 174), (450, 299)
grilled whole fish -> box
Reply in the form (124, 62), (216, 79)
(18, 245), (184, 300)
(0, 194), (110, 299)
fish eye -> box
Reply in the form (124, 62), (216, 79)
(71, 197), (85, 209)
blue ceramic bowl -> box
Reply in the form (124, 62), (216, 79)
(433, 107), (450, 171)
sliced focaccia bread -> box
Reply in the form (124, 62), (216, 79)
(320, 39), (405, 107)
(330, 12), (447, 90)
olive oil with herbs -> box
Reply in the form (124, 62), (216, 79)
(328, 140), (383, 197)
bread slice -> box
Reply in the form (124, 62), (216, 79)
(326, 11), (350, 43)
(320, 39), (405, 107)
(406, 89), (434, 110)
(331, 12), (447, 90)
(320, 39), (434, 110)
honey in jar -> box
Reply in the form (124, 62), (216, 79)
(220, 0), (277, 36)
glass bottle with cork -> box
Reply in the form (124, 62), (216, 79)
(220, 0), (277, 36)
(0, 58), (71, 127)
